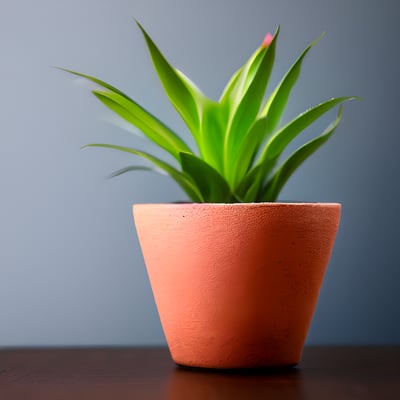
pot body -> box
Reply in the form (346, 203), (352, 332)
(133, 203), (341, 369)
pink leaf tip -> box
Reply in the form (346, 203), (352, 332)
(261, 32), (273, 48)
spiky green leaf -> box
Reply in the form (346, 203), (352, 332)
(259, 33), (325, 133)
(57, 67), (134, 100)
(198, 101), (226, 173)
(260, 106), (343, 201)
(180, 152), (232, 203)
(260, 96), (358, 161)
(136, 21), (204, 142)
(219, 48), (263, 108)
(92, 90), (192, 160)
(232, 117), (269, 187)
(108, 165), (156, 178)
(83, 144), (203, 202)
(219, 67), (242, 104)
(224, 27), (279, 183)
(235, 156), (278, 202)
(219, 30), (277, 108)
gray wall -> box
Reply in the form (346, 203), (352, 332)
(1, 0), (399, 346)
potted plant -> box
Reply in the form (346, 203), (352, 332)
(61, 22), (358, 369)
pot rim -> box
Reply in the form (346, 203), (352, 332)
(133, 202), (341, 208)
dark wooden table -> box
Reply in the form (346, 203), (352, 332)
(0, 347), (399, 399)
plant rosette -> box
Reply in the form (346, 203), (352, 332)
(61, 22), (358, 368)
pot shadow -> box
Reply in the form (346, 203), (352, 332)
(166, 364), (305, 400)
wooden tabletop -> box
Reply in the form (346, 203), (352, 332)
(0, 346), (399, 399)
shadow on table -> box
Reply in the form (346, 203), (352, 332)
(167, 365), (305, 399)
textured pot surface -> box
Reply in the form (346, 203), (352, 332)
(133, 203), (341, 369)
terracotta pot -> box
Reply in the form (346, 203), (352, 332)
(133, 203), (341, 369)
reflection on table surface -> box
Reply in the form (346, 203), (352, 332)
(168, 365), (304, 399)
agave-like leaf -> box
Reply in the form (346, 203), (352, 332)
(57, 67), (134, 100)
(232, 117), (269, 187)
(229, 27), (320, 188)
(59, 68), (192, 159)
(242, 97), (357, 201)
(259, 33), (325, 133)
(180, 152), (232, 203)
(235, 156), (278, 202)
(136, 21), (205, 145)
(243, 178), (264, 203)
(224, 27), (279, 183)
(92, 90), (192, 160)
(198, 101), (227, 174)
(176, 70), (226, 173)
(219, 48), (263, 108)
(260, 96), (358, 161)
(219, 67), (242, 105)
(108, 165), (158, 178)
(83, 144), (203, 202)
(219, 30), (277, 108)
(260, 106), (343, 201)
(175, 69), (209, 106)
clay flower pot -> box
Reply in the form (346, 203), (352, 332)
(133, 202), (341, 369)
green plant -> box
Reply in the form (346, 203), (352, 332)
(61, 22), (358, 203)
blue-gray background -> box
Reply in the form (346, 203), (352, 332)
(1, 0), (399, 346)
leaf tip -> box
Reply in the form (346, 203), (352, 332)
(134, 19), (148, 37)
(314, 31), (326, 45)
(54, 66), (72, 74)
(261, 32), (274, 48)
(261, 26), (280, 48)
